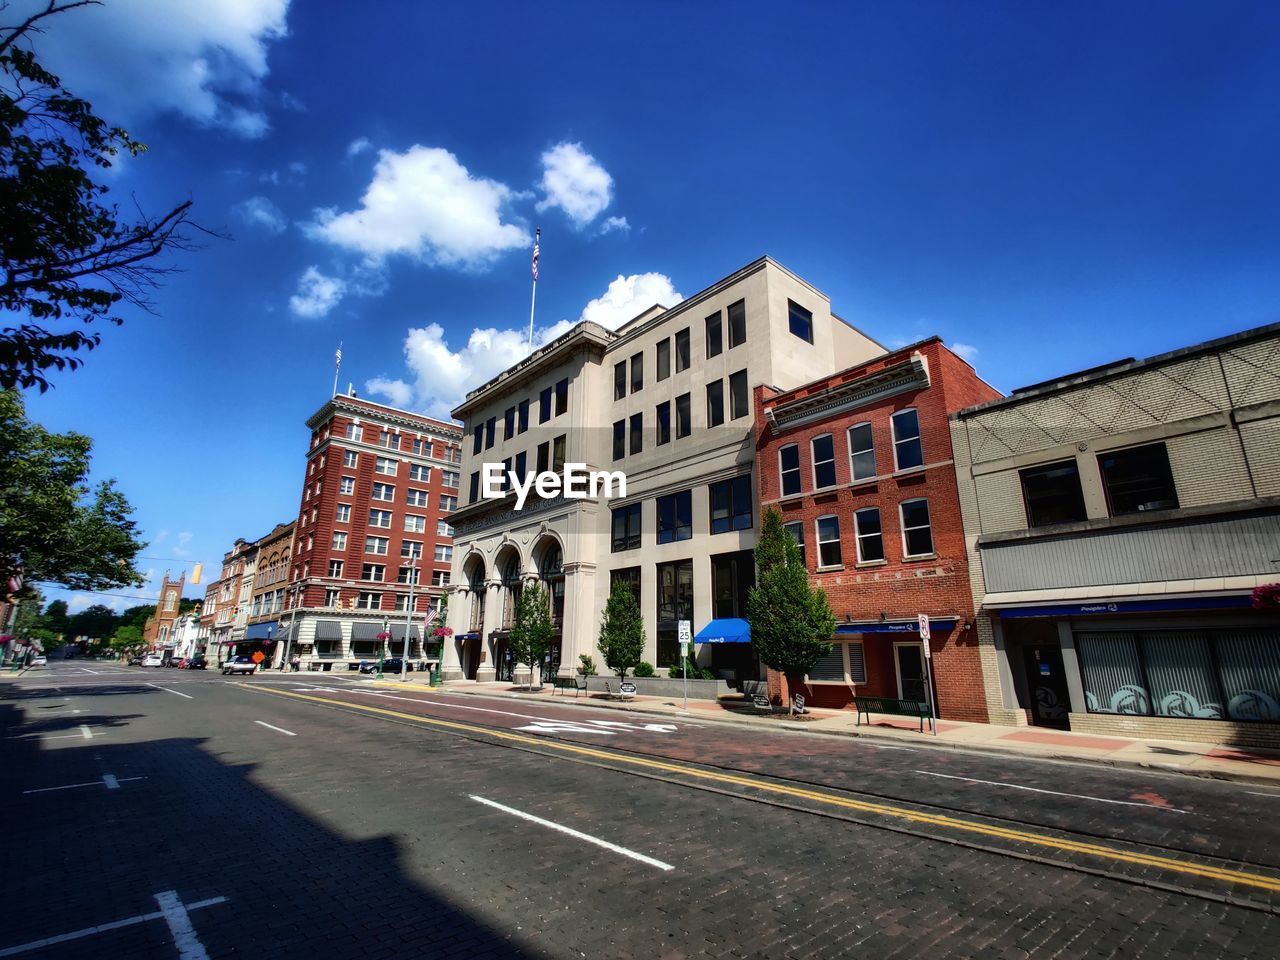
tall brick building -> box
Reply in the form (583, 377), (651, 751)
(283, 393), (463, 670)
(142, 573), (185, 648)
(754, 338), (1000, 719)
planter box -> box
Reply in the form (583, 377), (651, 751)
(585, 675), (734, 700)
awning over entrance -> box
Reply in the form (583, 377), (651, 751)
(994, 596), (1253, 618)
(835, 617), (957, 635)
(695, 619), (750, 644)
(388, 623), (421, 642)
(244, 622), (278, 640)
(314, 620), (343, 641)
(351, 622), (384, 641)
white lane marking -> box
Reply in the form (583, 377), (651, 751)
(1246, 791), (1280, 798)
(0, 895), (226, 958)
(77, 668), (103, 675)
(154, 890), (211, 960)
(6, 732), (105, 741)
(470, 795), (673, 871)
(22, 777), (143, 795)
(80, 724), (94, 740)
(353, 688), (679, 732)
(147, 683), (194, 700)
(103, 774), (120, 790)
(253, 720), (297, 737)
(913, 770), (1188, 812)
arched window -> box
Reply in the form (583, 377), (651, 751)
(538, 543), (565, 627)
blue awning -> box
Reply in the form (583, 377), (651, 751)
(835, 618), (956, 636)
(996, 596), (1252, 619)
(244, 621), (278, 640)
(695, 618), (751, 644)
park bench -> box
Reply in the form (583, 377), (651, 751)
(852, 695), (932, 733)
(552, 675), (589, 698)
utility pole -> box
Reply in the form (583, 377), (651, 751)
(280, 583), (301, 673)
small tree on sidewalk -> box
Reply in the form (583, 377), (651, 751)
(598, 579), (645, 683)
(508, 583), (553, 689)
(748, 508), (836, 711)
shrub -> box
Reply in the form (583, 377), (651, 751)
(633, 661), (655, 678)
(578, 654), (597, 676)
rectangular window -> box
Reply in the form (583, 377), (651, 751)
(614, 361), (627, 400)
(356, 592), (382, 610)
(552, 435), (566, 471)
(709, 474), (753, 534)
(440, 495), (457, 512)
(346, 423), (361, 441)
(807, 645), (847, 682)
(554, 378), (569, 416)
(498, 458), (511, 492)
(517, 398), (530, 433)
(706, 379), (724, 428)
(406, 488), (428, 507)
(816, 515), (842, 568)
(1020, 459), (1087, 527)
(729, 369), (748, 420)
(705, 311), (723, 358)
(375, 456), (397, 476)
(848, 423), (876, 480)
(656, 338), (671, 381)
(365, 536), (389, 555)
(613, 419), (626, 461)
(783, 521), (806, 566)
(336, 504), (351, 524)
(727, 299), (746, 348)
(536, 441), (549, 473)
(779, 444), (802, 497)
(629, 412), (643, 455)
(473, 425), (483, 455)
(675, 393), (691, 438)
(441, 470), (459, 487)
(405, 515), (426, 533)
(340, 476), (355, 495)
(328, 559), (344, 578)
(397, 566), (421, 585)
(484, 417), (496, 449)
(656, 401), (671, 445)
(371, 482), (395, 501)
(812, 434), (837, 488)
(611, 566), (641, 603)
(854, 507), (885, 562)
(468, 472), (479, 504)
(361, 563), (385, 582)
(675, 328), (690, 372)
(368, 509), (392, 528)
(900, 499), (933, 557)
(413, 438), (431, 457)
(434, 544), (453, 562)
(378, 430), (396, 449)
(630, 352), (643, 393)
(514, 450), (527, 479)
(539, 387), (552, 423)
(344, 450), (358, 468)
(711, 550), (754, 618)
(788, 300), (813, 343)
(402, 540), (423, 559)
(332, 532), (347, 551)
(611, 503), (643, 552)
(324, 588), (340, 608)
(432, 570), (451, 587)
(437, 520), (454, 537)
(656, 560), (694, 667)
(656, 490), (693, 544)
(504, 406), (515, 440)
(891, 409), (923, 470)
(1098, 443), (1179, 516)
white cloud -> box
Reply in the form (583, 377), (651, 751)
(347, 137), (372, 157)
(950, 342), (980, 362)
(235, 196), (286, 234)
(536, 142), (614, 228)
(367, 272), (683, 418)
(172, 532), (194, 558)
(310, 145), (529, 269)
(26, 0), (291, 138)
(599, 215), (630, 235)
(289, 267), (346, 319)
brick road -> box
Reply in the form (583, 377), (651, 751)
(0, 662), (1274, 959)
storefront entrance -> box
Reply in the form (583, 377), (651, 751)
(1023, 644), (1070, 728)
(894, 642), (927, 702)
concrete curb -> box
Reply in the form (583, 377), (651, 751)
(438, 685), (1280, 788)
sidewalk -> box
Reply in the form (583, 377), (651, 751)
(397, 677), (1280, 787)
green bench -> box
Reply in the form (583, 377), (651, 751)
(852, 696), (932, 733)
(551, 675), (588, 698)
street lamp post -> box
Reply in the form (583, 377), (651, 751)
(377, 615), (388, 679)
(280, 583), (301, 672)
(401, 556), (416, 682)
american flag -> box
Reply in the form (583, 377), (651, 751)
(424, 607), (438, 627)
(531, 228), (540, 281)
(335, 343), (342, 367)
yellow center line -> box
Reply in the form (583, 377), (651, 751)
(238, 684), (1280, 894)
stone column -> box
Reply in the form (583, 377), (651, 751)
(559, 561), (597, 681)
(476, 579), (502, 682)
(441, 586), (468, 681)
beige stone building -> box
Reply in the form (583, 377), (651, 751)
(443, 256), (883, 682)
(951, 321), (1280, 746)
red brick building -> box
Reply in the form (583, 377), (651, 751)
(285, 393), (464, 670)
(754, 338), (1000, 721)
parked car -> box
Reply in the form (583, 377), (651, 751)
(361, 658), (413, 675)
(128, 654), (145, 666)
(185, 655), (207, 670)
(141, 653), (164, 668)
(31, 655), (47, 666)
(221, 656), (258, 676)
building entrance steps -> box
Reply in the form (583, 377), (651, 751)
(432, 679), (1280, 786)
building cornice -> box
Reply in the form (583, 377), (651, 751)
(765, 352), (930, 432)
(307, 395), (463, 436)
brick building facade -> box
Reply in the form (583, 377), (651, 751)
(142, 573), (185, 648)
(754, 339), (1000, 720)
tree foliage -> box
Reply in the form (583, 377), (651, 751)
(507, 582), (553, 688)
(1, 1), (204, 390)
(597, 578), (645, 682)
(108, 622), (141, 652)
(0, 389), (144, 593)
(747, 508), (836, 707)
(68, 601), (115, 638)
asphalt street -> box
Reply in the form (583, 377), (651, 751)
(2, 661), (1277, 960)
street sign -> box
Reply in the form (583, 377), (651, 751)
(678, 620), (691, 644)
(918, 614), (931, 649)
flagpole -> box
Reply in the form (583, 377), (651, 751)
(527, 228), (540, 349)
(333, 341), (342, 396)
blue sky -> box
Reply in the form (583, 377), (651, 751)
(16, 0), (1280, 611)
